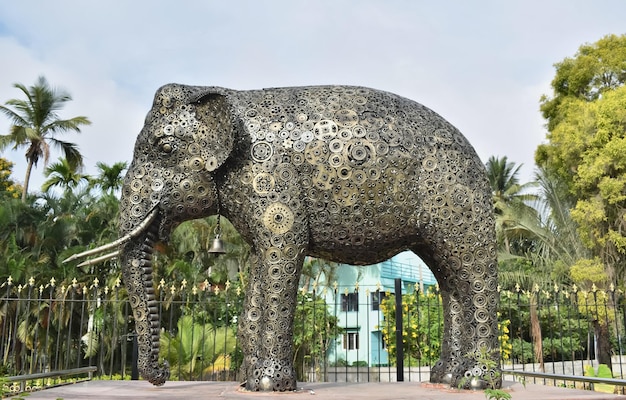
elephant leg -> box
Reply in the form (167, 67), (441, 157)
(239, 244), (304, 391)
(237, 252), (263, 385)
(430, 288), (463, 384)
(414, 218), (500, 388)
(446, 271), (500, 389)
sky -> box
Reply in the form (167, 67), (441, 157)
(1, 1), (625, 193)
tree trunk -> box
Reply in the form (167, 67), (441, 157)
(593, 320), (612, 370)
(21, 158), (34, 202)
(530, 294), (544, 372)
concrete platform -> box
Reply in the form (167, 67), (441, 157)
(13, 381), (626, 400)
(21, 380), (625, 399)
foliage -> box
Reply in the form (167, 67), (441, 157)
(485, 156), (538, 257)
(460, 345), (510, 399)
(484, 388), (511, 400)
(293, 289), (342, 380)
(0, 76), (91, 202)
(0, 158), (22, 199)
(91, 161), (127, 195)
(534, 36), (626, 368)
(160, 315), (237, 380)
(499, 288), (590, 363)
(540, 34), (626, 130)
(379, 286), (443, 366)
(42, 157), (90, 193)
(380, 287), (514, 367)
(498, 315), (512, 361)
(536, 34), (626, 286)
(510, 338), (533, 364)
(528, 167), (589, 282)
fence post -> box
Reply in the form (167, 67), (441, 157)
(395, 278), (404, 382)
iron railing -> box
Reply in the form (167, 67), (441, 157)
(0, 277), (624, 394)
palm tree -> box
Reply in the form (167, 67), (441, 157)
(42, 157), (91, 194)
(485, 156), (539, 254)
(0, 76), (91, 202)
(528, 167), (589, 283)
(91, 161), (127, 195)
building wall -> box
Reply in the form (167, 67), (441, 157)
(321, 251), (436, 367)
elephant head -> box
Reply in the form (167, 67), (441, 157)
(119, 84), (235, 239)
(66, 84), (238, 384)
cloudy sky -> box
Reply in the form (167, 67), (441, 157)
(1, 1), (624, 192)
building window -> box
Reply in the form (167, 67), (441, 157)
(343, 332), (359, 350)
(371, 291), (387, 311)
(341, 292), (359, 312)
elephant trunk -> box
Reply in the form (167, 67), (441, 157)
(120, 220), (170, 385)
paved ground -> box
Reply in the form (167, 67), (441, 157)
(19, 380), (625, 400)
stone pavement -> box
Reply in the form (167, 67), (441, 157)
(22, 380), (625, 400)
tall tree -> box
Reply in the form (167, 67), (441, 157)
(485, 156), (538, 255)
(540, 34), (626, 131)
(0, 76), (91, 202)
(531, 167), (588, 276)
(91, 161), (127, 195)
(536, 35), (626, 285)
(42, 157), (90, 193)
(535, 35), (626, 368)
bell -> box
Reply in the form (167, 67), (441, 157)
(208, 236), (226, 255)
(209, 212), (226, 255)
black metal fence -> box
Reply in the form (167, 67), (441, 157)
(1, 276), (625, 393)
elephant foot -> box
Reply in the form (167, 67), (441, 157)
(429, 359), (452, 384)
(430, 358), (501, 390)
(449, 362), (502, 390)
(244, 360), (296, 392)
(142, 360), (170, 386)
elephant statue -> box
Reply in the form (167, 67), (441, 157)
(66, 84), (500, 391)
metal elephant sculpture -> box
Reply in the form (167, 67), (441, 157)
(67, 84), (500, 391)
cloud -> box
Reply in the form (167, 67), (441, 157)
(1, 0), (626, 192)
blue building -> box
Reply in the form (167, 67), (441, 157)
(320, 251), (436, 367)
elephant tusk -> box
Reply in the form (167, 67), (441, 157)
(63, 236), (130, 263)
(63, 206), (159, 264)
(76, 250), (120, 267)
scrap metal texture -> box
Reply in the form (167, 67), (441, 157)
(117, 85), (499, 391)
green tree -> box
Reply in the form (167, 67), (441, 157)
(379, 286), (444, 366)
(530, 167), (589, 282)
(540, 34), (626, 131)
(535, 35), (626, 367)
(537, 85), (626, 284)
(0, 157), (22, 199)
(485, 156), (538, 256)
(293, 289), (341, 380)
(160, 315), (237, 380)
(300, 257), (338, 292)
(91, 161), (127, 195)
(0, 76), (91, 202)
(42, 157), (91, 193)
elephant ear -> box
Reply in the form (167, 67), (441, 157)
(187, 87), (235, 173)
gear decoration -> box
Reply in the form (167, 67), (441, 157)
(262, 202), (295, 235)
(116, 84), (499, 392)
